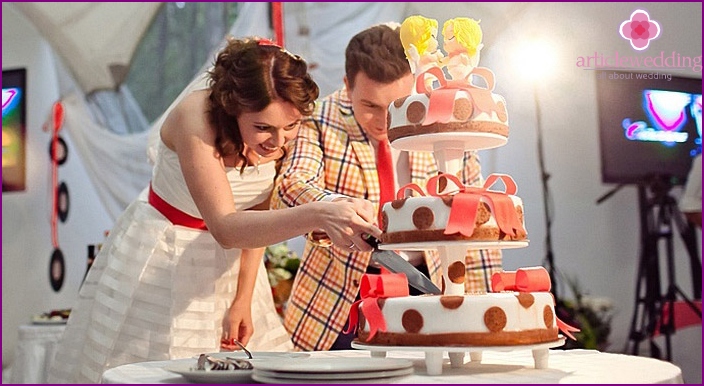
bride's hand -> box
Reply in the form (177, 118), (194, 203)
(317, 198), (381, 252)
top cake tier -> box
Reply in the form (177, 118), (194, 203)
(387, 16), (509, 154)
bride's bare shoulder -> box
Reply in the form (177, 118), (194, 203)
(161, 90), (214, 147)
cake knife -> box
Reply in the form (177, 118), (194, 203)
(364, 236), (442, 295)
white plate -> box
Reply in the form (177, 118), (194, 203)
(252, 357), (413, 374)
(164, 363), (253, 384)
(381, 240), (529, 252)
(352, 336), (566, 353)
(254, 367), (413, 380)
(31, 318), (68, 325)
(202, 351), (310, 360)
(252, 369), (413, 384)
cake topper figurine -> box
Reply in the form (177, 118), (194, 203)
(399, 15), (445, 88)
(441, 17), (484, 81)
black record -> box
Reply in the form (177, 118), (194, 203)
(57, 182), (70, 223)
(49, 248), (65, 292)
(48, 136), (68, 165)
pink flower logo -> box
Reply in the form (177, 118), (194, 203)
(620, 9), (661, 51)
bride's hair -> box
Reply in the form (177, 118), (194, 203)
(207, 37), (319, 173)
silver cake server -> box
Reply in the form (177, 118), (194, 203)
(365, 236), (442, 295)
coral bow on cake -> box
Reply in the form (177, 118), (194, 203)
(346, 273), (409, 341)
(491, 266), (581, 340)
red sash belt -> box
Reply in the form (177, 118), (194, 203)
(148, 184), (207, 230)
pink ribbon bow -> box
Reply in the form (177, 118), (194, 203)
(346, 273), (409, 341)
(491, 266), (581, 340)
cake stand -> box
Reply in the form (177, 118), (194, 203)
(352, 337), (566, 376)
(390, 132), (507, 173)
(380, 240), (529, 296)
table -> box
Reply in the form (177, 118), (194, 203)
(9, 323), (66, 384)
(102, 348), (683, 384)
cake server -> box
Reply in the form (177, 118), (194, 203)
(365, 236), (442, 295)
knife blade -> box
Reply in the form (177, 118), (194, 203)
(365, 236), (442, 295)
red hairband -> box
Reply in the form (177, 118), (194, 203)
(258, 38), (281, 48)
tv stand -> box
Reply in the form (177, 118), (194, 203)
(625, 179), (701, 361)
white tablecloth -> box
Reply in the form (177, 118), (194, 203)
(102, 348), (683, 384)
(10, 324), (66, 384)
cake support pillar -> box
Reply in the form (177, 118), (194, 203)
(433, 142), (464, 174)
(425, 351), (444, 375)
(448, 352), (465, 367)
(437, 244), (469, 295)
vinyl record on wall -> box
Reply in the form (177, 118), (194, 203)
(49, 248), (65, 292)
(48, 136), (68, 165)
(57, 182), (69, 222)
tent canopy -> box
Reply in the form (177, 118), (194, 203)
(12, 2), (530, 95)
(14, 2), (162, 92)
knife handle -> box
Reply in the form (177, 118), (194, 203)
(362, 234), (380, 249)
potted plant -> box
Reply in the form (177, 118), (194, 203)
(556, 275), (615, 351)
(264, 242), (300, 317)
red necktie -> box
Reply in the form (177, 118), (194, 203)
(376, 140), (395, 226)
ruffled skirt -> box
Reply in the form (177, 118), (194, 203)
(48, 200), (292, 383)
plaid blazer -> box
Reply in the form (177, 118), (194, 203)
(271, 87), (502, 351)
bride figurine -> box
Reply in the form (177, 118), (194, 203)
(400, 15), (445, 90)
(441, 17), (484, 81)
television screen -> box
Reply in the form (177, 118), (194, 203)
(2, 68), (27, 192)
(596, 70), (702, 186)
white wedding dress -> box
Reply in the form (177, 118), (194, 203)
(48, 139), (293, 383)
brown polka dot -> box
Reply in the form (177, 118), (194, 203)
(437, 175), (448, 193)
(358, 310), (366, 330)
(453, 98), (473, 121)
(393, 96), (407, 108)
(391, 198), (407, 209)
(484, 306), (507, 332)
(516, 292), (534, 308)
(496, 100), (508, 122)
(475, 202), (491, 225)
(386, 110), (392, 129)
(382, 212), (388, 232)
(441, 276), (446, 293)
(543, 305), (554, 328)
(440, 295), (464, 309)
(402, 309), (423, 333)
(377, 298), (386, 310)
(406, 100), (426, 124)
(412, 207), (434, 230)
(448, 261), (465, 284)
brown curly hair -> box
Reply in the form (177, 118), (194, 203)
(207, 37), (319, 172)
(345, 24), (411, 89)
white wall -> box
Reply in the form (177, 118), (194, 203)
(2, 3), (114, 368)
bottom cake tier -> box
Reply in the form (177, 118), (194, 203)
(356, 292), (559, 347)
